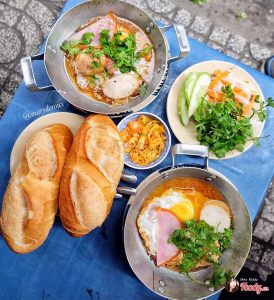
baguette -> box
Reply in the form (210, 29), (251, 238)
(0, 124), (73, 253)
(59, 114), (124, 237)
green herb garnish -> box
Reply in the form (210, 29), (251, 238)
(194, 86), (273, 158)
(89, 74), (98, 84)
(210, 263), (234, 287)
(81, 32), (94, 45)
(61, 40), (81, 56)
(139, 83), (147, 98)
(93, 49), (105, 58)
(62, 28), (153, 74)
(100, 29), (137, 73)
(83, 46), (94, 54)
(90, 61), (100, 69)
(221, 85), (235, 102)
(103, 68), (111, 77)
(169, 219), (233, 288)
(249, 97), (274, 121)
(136, 45), (154, 59)
(61, 32), (94, 56)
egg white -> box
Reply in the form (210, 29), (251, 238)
(138, 189), (192, 255)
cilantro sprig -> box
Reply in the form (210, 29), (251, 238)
(210, 263), (233, 287)
(100, 29), (137, 73)
(81, 32), (94, 45)
(139, 83), (148, 98)
(194, 86), (274, 158)
(250, 96), (274, 121)
(136, 45), (154, 59)
(61, 32), (94, 56)
(62, 28), (154, 76)
(61, 40), (81, 56)
(169, 220), (233, 288)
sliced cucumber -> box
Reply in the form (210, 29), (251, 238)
(188, 72), (211, 118)
(184, 72), (197, 105)
(178, 82), (189, 126)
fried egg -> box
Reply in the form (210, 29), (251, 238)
(137, 188), (196, 255)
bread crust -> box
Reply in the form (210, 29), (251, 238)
(59, 114), (124, 237)
(0, 124), (73, 254)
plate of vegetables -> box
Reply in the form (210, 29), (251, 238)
(167, 60), (273, 159)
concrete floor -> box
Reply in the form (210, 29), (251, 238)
(171, 0), (274, 51)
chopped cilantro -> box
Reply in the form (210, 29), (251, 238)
(139, 83), (147, 98)
(90, 61), (100, 69)
(89, 74), (98, 84)
(99, 29), (137, 73)
(193, 86), (274, 158)
(210, 264), (234, 287)
(136, 45), (154, 59)
(93, 49), (104, 58)
(169, 219), (233, 288)
(61, 32), (94, 56)
(83, 46), (94, 54)
(61, 40), (81, 56)
(62, 28), (154, 76)
(221, 85), (235, 102)
(81, 32), (94, 45)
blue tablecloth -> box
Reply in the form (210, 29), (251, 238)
(0, 0), (274, 299)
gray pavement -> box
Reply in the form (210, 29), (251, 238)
(0, 0), (66, 116)
(0, 0), (274, 282)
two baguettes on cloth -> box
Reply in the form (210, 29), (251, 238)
(0, 115), (124, 253)
(0, 124), (73, 254)
(59, 115), (124, 237)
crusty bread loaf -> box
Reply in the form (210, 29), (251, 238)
(0, 124), (73, 254)
(59, 114), (124, 237)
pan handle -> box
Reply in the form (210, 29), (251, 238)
(121, 173), (138, 184)
(159, 24), (190, 63)
(115, 186), (137, 198)
(21, 53), (55, 92)
(172, 144), (209, 169)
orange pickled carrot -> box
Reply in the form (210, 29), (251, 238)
(128, 120), (143, 133)
(208, 71), (230, 101)
(242, 94), (256, 116)
(233, 86), (248, 98)
(79, 44), (88, 50)
(208, 70), (229, 92)
(213, 69), (222, 77)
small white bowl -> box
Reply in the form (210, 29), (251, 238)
(117, 112), (171, 170)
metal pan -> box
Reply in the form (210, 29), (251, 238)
(123, 144), (252, 300)
(21, 0), (189, 117)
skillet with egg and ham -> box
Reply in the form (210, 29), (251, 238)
(62, 12), (155, 105)
(137, 178), (232, 272)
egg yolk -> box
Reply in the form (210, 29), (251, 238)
(170, 200), (195, 222)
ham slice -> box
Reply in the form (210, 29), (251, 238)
(156, 208), (181, 267)
(105, 57), (117, 74)
(69, 13), (117, 46)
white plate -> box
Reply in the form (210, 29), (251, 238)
(10, 112), (85, 174)
(166, 60), (265, 159)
